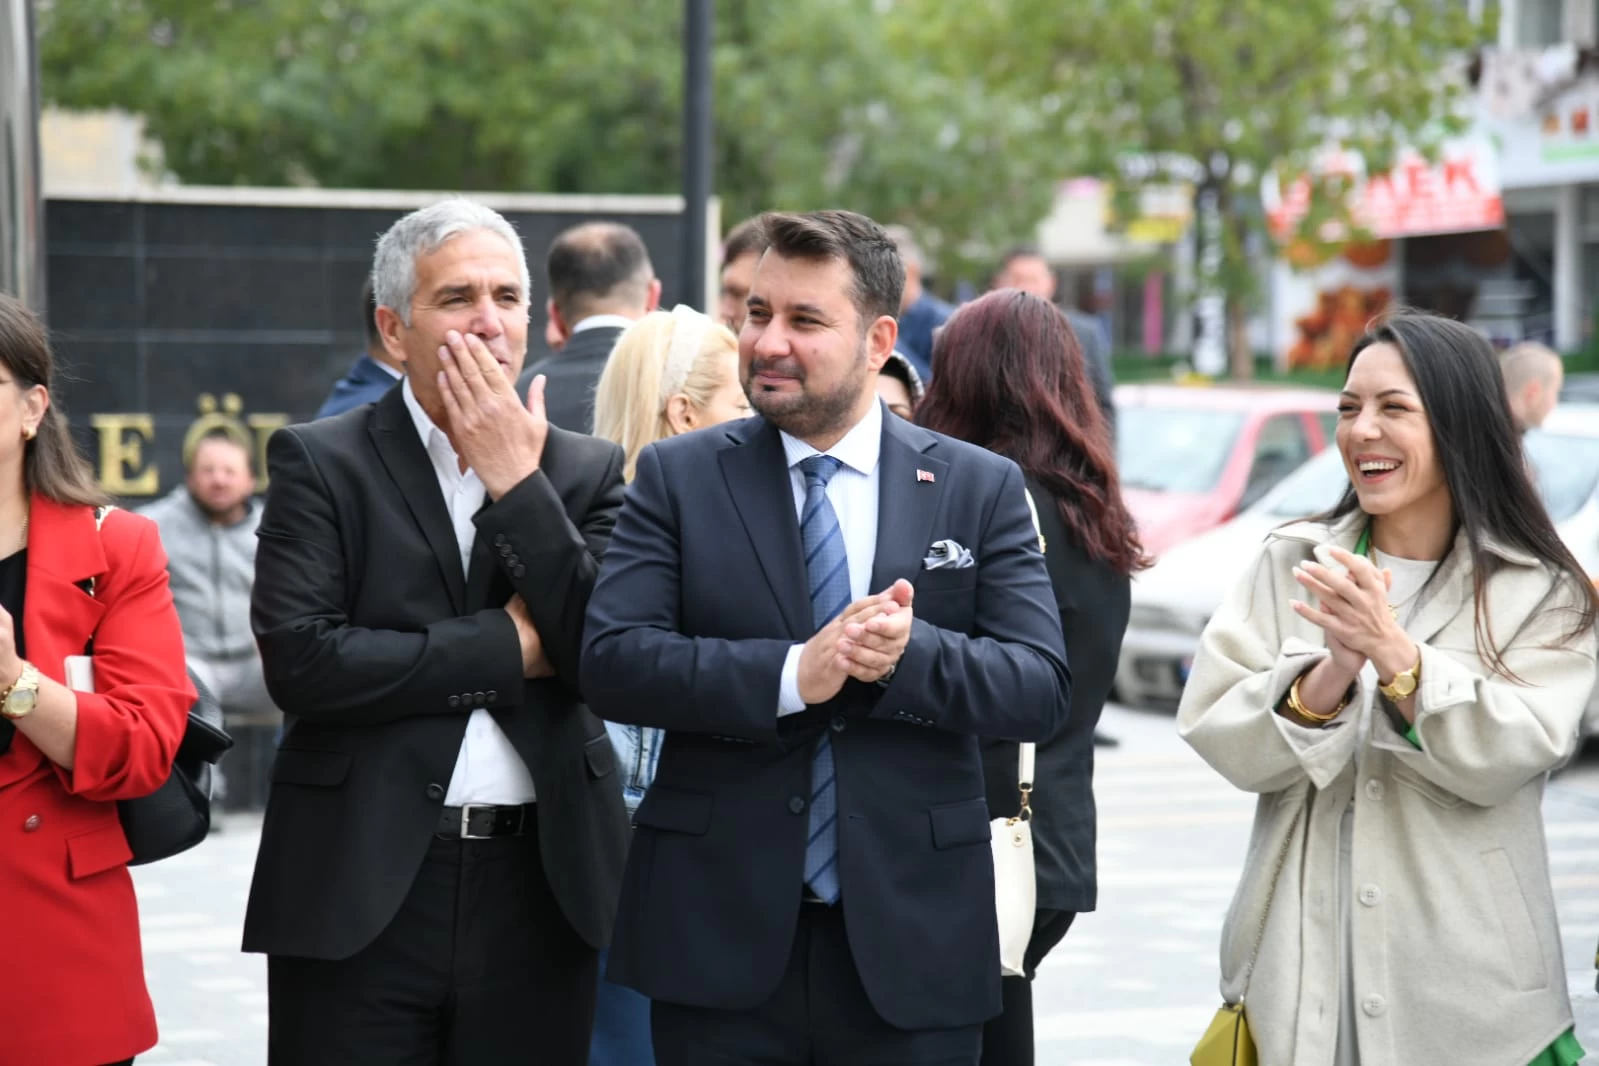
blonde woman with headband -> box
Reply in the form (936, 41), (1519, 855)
(586, 303), (750, 1066)
(592, 304), (751, 478)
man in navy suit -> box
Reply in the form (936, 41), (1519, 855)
(581, 210), (1070, 1066)
(316, 279), (404, 419)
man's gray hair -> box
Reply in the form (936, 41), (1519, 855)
(371, 199), (531, 326)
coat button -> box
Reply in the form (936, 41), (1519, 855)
(512, 564), (526, 578)
(788, 796), (806, 814)
(22, 814), (40, 832)
(494, 533), (507, 546)
(425, 784), (445, 801)
(473, 691), (486, 706)
(487, 690), (498, 702)
(499, 543), (512, 557)
(1362, 994), (1386, 1017)
(831, 715), (847, 733)
(447, 695), (461, 709)
(1358, 884), (1382, 907)
(1365, 780), (1385, 801)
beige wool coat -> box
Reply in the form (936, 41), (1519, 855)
(1178, 511), (1598, 1066)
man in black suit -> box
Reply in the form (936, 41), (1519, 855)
(582, 210), (1071, 1066)
(246, 199), (630, 1066)
(515, 221), (661, 432)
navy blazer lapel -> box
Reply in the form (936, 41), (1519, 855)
(369, 387), (468, 613)
(871, 411), (949, 591)
(718, 418), (812, 639)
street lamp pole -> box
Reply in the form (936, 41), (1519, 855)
(682, 0), (712, 311)
(1, 0), (46, 316)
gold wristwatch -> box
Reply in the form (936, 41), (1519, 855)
(0, 662), (41, 719)
(1378, 652), (1421, 703)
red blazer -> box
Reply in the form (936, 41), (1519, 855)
(0, 497), (194, 1066)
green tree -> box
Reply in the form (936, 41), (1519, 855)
(37, 0), (1055, 286)
(907, 0), (1492, 375)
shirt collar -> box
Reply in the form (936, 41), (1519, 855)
(780, 399), (883, 477)
(401, 376), (463, 473)
(572, 313), (637, 335)
(371, 355), (403, 380)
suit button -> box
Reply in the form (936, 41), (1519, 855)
(425, 784), (445, 801)
(512, 564), (526, 578)
(830, 715), (847, 733)
(22, 814), (40, 832)
(487, 690), (498, 702)
(473, 691), (486, 705)
(788, 796), (805, 815)
(494, 533), (507, 546)
(499, 543), (512, 557)
(448, 695), (461, 709)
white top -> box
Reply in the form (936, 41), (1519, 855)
(775, 401), (885, 715)
(401, 378), (537, 806)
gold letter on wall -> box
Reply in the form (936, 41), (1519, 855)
(91, 414), (160, 496)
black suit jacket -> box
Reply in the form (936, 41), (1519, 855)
(516, 325), (625, 433)
(981, 477), (1129, 915)
(243, 387), (631, 960)
(581, 409), (1071, 1031)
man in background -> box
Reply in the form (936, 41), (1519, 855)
(884, 225), (952, 383)
(140, 428), (276, 811)
(1501, 341), (1564, 434)
(992, 245), (1116, 429)
(718, 217), (767, 332)
(518, 222), (661, 432)
(316, 279), (404, 419)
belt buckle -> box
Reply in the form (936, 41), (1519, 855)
(460, 804), (490, 840)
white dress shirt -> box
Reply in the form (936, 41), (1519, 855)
(571, 313), (638, 335)
(402, 378), (538, 805)
(776, 400), (883, 715)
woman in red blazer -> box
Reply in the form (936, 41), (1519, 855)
(0, 294), (194, 1066)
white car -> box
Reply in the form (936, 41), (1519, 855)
(1116, 404), (1599, 717)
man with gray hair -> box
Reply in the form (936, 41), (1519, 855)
(883, 224), (952, 383)
(1501, 340), (1564, 434)
(517, 221), (661, 432)
(245, 198), (630, 1065)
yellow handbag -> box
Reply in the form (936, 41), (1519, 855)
(1191, 804), (1303, 1066)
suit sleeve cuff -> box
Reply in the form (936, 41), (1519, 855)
(778, 644), (806, 717)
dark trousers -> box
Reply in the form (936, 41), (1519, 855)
(651, 901), (982, 1066)
(978, 910), (1076, 1066)
(266, 827), (598, 1066)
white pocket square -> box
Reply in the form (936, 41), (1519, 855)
(923, 539), (975, 570)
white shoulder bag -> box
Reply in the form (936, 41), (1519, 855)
(991, 488), (1044, 977)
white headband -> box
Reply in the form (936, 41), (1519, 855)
(661, 304), (714, 404)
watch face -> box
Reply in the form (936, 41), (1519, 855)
(6, 688), (36, 716)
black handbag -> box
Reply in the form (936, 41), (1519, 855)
(83, 506), (234, 865)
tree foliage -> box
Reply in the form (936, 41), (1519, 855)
(37, 0), (1057, 282)
(903, 0), (1492, 372)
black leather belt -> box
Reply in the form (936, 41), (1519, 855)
(436, 803), (535, 840)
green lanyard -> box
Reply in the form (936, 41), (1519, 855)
(1354, 524), (1373, 559)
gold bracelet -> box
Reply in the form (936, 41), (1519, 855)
(1287, 674), (1352, 725)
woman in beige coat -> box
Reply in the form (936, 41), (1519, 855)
(1179, 312), (1599, 1066)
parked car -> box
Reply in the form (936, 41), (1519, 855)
(1117, 403), (1599, 735)
(1115, 383), (1339, 557)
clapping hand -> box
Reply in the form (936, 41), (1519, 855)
(1291, 548), (1399, 664)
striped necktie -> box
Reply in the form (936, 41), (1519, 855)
(798, 454), (850, 905)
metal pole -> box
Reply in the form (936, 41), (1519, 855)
(682, 0), (712, 312)
(0, 0), (45, 315)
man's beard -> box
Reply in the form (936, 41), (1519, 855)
(190, 489), (245, 522)
(745, 344), (871, 441)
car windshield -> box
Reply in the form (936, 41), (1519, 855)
(1116, 407), (1246, 494)
(1254, 429), (1599, 523)
(1261, 448), (1349, 518)
(1526, 429), (1599, 522)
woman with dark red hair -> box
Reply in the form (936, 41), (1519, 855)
(918, 289), (1147, 1066)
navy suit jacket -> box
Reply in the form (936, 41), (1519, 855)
(315, 354), (400, 420)
(581, 407), (1071, 1031)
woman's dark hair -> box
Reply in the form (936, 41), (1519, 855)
(0, 294), (110, 508)
(1323, 310), (1597, 675)
(917, 289), (1148, 575)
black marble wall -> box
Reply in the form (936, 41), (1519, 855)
(43, 198), (692, 500)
